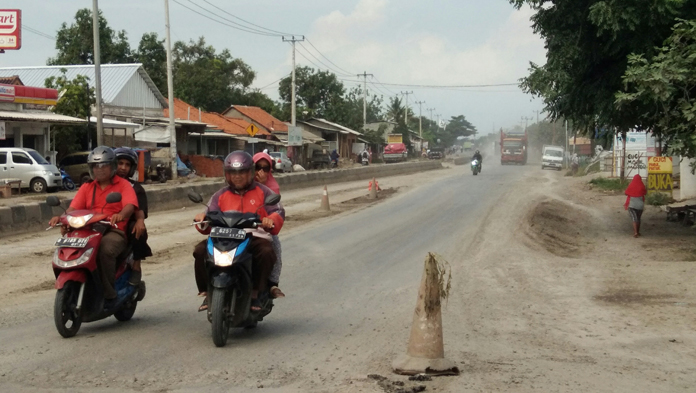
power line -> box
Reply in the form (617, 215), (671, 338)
(371, 80), (520, 89)
(304, 38), (355, 76)
(172, 0), (278, 37)
(297, 43), (353, 77)
(199, 0), (298, 36)
(24, 25), (56, 40)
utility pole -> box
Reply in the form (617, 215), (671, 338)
(164, 0), (177, 179)
(401, 91), (413, 125)
(415, 101), (425, 137)
(92, 0), (104, 147)
(283, 36), (305, 126)
(427, 108), (435, 132)
(357, 71), (373, 127)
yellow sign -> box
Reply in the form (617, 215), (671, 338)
(246, 124), (259, 137)
(387, 134), (402, 143)
(647, 156), (673, 196)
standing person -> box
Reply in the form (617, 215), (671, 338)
(48, 146), (139, 309)
(571, 153), (579, 175)
(114, 147), (152, 285)
(253, 152), (285, 298)
(624, 174), (647, 238)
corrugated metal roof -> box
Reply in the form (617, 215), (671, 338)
(0, 64), (167, 109)
(0, 110), (86, 124)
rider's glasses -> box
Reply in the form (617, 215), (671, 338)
(255, 165), (270, 172)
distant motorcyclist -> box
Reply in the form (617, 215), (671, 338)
(330, 149), (339, 167)
(472, 150), (483, 172)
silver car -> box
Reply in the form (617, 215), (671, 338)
(0, 147), (62, 193)
(269, 151), (293, 173)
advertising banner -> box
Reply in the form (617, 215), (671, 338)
(647, 156), (673, 196)
(0, 10), (21, 50)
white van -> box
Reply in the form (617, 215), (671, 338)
(0, 148), (62, 193)
(541, 145), (564, 171)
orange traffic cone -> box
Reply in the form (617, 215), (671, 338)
(392, 253), (459, 376)
(320, 185), (330, 211)
(368, 178), (379, 199)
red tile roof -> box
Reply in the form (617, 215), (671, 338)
(164, 98), (270, 136)
(224, 105), (288, 133)
(0, 75), (23, 85)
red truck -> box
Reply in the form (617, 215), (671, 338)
(500, 130), (528, 165)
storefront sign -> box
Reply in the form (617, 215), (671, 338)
(0, 121), (5, 140)
(288, 125), (302, 146)
(647, 156), (673, 196)
(0, 84), (14, 101)
(0, 10), (21, 50)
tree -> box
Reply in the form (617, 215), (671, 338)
(172, 37), (255, 113)
(617, 19), (696, 162)
(278, 67), (345, 121)
(48, 8), (134, 65)
(136, 33), (167, 94)
(340, 86), (383, 131)
(45, 70), (95, 158)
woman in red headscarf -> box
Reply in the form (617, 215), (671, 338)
(253, 152), (285, 298)
(624, 174), (647, 237)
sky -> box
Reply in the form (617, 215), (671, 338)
(1, 0), (547, 135)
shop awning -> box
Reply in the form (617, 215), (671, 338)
(0, 110), (86, 125)
(133, 125), (170, 143)
(90, 117), (142, 128)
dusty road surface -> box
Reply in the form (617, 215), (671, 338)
(1, 162), (695, 392)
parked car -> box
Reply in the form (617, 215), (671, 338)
(269, 151), (293, 173)
(59, 151), (92, 185)
(428, 148), (445, 160)
(0, 147), (62, 193)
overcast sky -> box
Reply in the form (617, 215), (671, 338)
(2, 0), (546, 135)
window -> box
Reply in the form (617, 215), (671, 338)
(59, 156), (74, 167)
(12, 152), (32, 165)
(27, 150), (49, 164)
(0, 152), (6, 164)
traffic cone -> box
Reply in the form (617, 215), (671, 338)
(320, 185), (330, 211)
(392, 253), (459, 376)
(368, 178), (378, 200)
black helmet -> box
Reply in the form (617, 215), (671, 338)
(475, 150), (480, 154)
(114, 147), (138, 178)
(87, 146), (117, 180)
(223, 151), (254, 188)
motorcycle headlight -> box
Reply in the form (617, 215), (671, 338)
(53, 247), (94, 268)
(213, 247), (235, 267)
(67, 214), (93, 229)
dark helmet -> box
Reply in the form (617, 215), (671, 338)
(475, 150), (480, 154)
(223, 151), (254, 188)
(114, 147), (138, 178)
(87, 146), (117, 179)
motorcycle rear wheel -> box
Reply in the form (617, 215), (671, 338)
(63, 179), (76, 191)
(114, 301), (137, 321)
(211, 288), (230, 347)
(54, 282), (82, 338)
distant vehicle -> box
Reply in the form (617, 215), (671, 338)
(59, 152), (92, 185)
(384, 143), (408, 163)
(500, 130), (528, 165)
(471, 159), (481, 175)
(428, 148), (445, 160)
(0, 147), (62, 193)
(269, 152), (293, 173)
(541, 145), (564, 171)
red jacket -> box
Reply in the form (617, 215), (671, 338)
(198, 182), (284, 236)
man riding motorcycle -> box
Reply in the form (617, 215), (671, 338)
(192, 151), (284, 312)
(114, 147), (152, 285)
(48, 146), (139, 309)
(472, 150), (483, 173)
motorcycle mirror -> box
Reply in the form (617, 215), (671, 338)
(106, 192), (122, 204)
(46, 196), (61, 207)
(188, 191), (204, 204)
(264, 193), (281, 206)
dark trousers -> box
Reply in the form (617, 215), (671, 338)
(193, 237), (276, 294)
(99, 230), (127, 299)
(127, 221), (153, 260)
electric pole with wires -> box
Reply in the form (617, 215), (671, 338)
(282, 35), (305, 126)
(401, 91), (413, 125)
(357, 71), (373, 127)
(415, 101), (425, 137)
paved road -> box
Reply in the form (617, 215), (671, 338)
(0, 160), (524, 392)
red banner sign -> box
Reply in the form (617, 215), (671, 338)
(0, 10), (21, 50)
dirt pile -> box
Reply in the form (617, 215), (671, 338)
(524, 199), (595, 258)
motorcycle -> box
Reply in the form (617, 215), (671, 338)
(46, 193), (146, 338)
(471, 159), (481, 176)
(188, 191), (281, 347)
(60, 168), (76, 191)
(156, 164), (167, 183)
(361, 153), (369, 166)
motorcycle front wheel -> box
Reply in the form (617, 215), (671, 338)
(54, 281), (82, 338)
(63, 179), (76, 191)
(211, 288), (231, 347)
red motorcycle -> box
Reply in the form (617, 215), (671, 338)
(46, 193), (146, 338)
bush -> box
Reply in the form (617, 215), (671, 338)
(589, 177), (629, 191)
(646, 192), (672, 206)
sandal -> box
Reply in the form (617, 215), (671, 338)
(250, 298), (262, 312)
(198, 297), (208, 312)
(270, 286), (285, 299)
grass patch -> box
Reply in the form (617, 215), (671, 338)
(646, 192), (672, 206)
(589, 177), (629, 191)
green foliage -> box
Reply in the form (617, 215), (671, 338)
(48, 8), (134, 65)
(172, 37), (255, 113)
(646, 192), (672, 206)
(616, 19), (696, 161)
(278, 66), (344, 121)
(44, 70), (95, 158)
(441, 115), (476, 146)
(136, 33), (167, 94)
(589, 176), (629, 191)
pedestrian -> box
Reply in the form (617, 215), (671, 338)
(624, 174), (647, 238)
(571, 153), (579, 175)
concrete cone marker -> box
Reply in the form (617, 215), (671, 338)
(392, 253), (459, 376)
(320, 185), (330, 211)
(368, 177), (378, 200)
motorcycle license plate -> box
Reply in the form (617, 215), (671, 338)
(54, 237), (89, 248)
(210, 227), (246, 240)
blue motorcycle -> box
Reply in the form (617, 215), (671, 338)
(60, 168), (76, 191)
